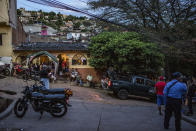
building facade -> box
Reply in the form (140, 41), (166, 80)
(14, 42), (101, 82)
(0, 0), (26, 57)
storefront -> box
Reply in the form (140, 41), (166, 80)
(13, 42), (101, 82)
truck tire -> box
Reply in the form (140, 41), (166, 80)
(117, 89), (129, 100)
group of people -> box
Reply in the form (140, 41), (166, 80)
(155, 72), (196, 131)
(101, 76), (110, 89)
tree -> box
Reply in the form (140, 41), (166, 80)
(56, 12), (63, 29)
(17, 9), (22, 16)
(48, 11), (56, 20)
(88, 0), (196, 41)
(88, 32), (164, 76)
(73, 22), (81, 30)
(82, 21), (92, 27)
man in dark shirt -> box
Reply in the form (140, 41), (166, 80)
(186, 76), (196, 116)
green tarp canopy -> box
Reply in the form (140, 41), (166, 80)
(27, 51), (58, 63)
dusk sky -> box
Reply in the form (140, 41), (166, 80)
(17, 0), (90, 16)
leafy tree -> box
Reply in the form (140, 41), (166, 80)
(73, 22), (81, 30)
(65, 15), (76, 21)
(88, 0), (196, 41)
(38, 10), (42, 13)
(82, 21), (92, 27)
(88, 32), (164, 76)
(17, 9), (22, 16)
(28, 20), (34, 24)
(56, 12), (63, 29)
(79, 16), (87, 20)
(48, 11), (56, 20)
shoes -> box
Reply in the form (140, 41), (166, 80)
(67, 103), (72, 107)
(164, 126), (169, 130)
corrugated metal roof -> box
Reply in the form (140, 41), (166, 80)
(14, 42), (89, 51)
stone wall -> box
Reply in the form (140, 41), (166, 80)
(76, 68), (102, 83)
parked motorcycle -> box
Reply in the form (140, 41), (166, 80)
(33, 83), (73, 96)
(0, 63), (10, 76)
(14, 86), (68, 118)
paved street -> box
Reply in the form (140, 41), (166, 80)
(0, 77), (196, 131)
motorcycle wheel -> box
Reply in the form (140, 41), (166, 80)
(4, 69), (10, 76)
(14, 98), (28, 118)
(50, 101), (67, 117)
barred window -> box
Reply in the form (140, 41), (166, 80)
(0, 35), (2, 45)
(72, 54), (87, 65)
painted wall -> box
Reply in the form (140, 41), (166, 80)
(0, 26), (13, 57)
(13, 51), (102, 82)
(0, 0), (9, 25)
(0, 0), (17, 28)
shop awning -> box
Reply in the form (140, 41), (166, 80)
(27, 51), (58, 63)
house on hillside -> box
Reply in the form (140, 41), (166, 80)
(67, 32), (90, 42)
(23, 24), (57, 36)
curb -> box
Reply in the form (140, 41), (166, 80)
(182, 114), (196, 125)
(0, 99), (17, 120)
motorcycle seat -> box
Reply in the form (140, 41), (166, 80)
(32, 92), (65, 100)
(33, 85), (65, 94)
(42, 88), (65, 94)
(32, 92), (44, 98)
(44, 94), (65, 100)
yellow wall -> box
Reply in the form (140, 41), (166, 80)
(0, 0), (9, 24)
(52, 52), (93, 69)
(0, 26), (13, 57)
(0, 0), (13, 57)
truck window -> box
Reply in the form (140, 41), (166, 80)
(135, 78), (144, 85)
(145, 80), (154, 87)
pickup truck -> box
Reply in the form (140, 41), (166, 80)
(108, 75), (156, 100)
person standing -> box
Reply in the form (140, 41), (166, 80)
(186, 76), (196, 116)
(40, 65), (50, 89)
(87, 73), (93, 87)
(155, 76), (166, 115)
(163, 72), (187, 131)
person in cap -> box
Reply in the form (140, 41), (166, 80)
(155, 76), (166, 115)
(163, 72), (187, 131)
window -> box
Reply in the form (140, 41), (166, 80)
(136, 78), (144, 85)
(0, 34), (2, 45)
(145, 80), (154, 87)
(72, 54), (87, 65)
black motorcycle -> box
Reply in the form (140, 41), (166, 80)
(14, 86), (67, 118)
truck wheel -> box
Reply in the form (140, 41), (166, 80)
(117, 89), (129, 100)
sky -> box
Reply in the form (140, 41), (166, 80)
(17, 0), (91, 16)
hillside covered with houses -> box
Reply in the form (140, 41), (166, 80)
(17, 8), (103, 43)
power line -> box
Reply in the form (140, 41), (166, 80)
(26, 0), (132, 29)
(77, 0), (87, 4)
